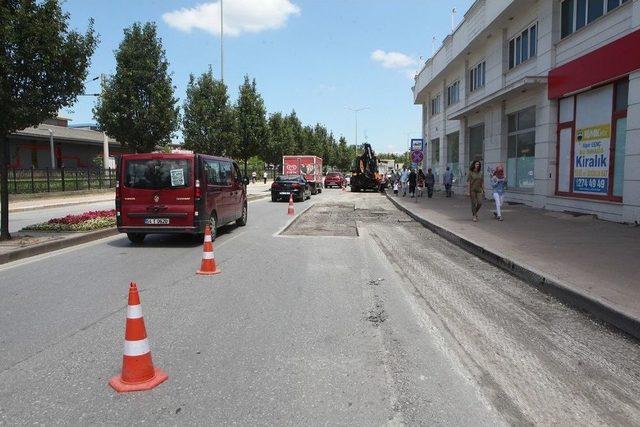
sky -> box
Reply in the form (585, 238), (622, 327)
(62, 0), (474, 155)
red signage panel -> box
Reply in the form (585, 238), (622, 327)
(548, 29), (640, 99)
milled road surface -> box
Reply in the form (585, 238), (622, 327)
(0, 190), (638, 425)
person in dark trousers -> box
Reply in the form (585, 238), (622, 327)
(443, 166), (453, 197)
(417, 169), (426, 197)
(408, 168), (417, 198)
(426, 168), (435, 198)
(467, 160), (484, 222)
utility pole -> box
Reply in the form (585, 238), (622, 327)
(220, 0), (224, 83)
(345, 106), (369, 156)
(451, 7), (457, 32)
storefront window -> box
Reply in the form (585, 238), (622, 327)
(507, 107), (536, 190)
(446, 132), (460, 178)
(613, 118), (626, 197)
(555, 79), (627, 200)
(431, 138), (440, 166)
(468, 124), (484, 163)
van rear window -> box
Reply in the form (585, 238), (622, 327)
(124, 159), (191, 189)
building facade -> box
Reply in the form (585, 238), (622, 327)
(413, 0), (639, 223)
(7, 117), (122, 169)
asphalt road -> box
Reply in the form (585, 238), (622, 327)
(0, 190), (638, 425)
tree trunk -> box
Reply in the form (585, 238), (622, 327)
(243, 159), (248, 177)
(0, 134), (11, 241)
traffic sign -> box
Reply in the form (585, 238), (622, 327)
(411, 150), (424, 164)
(410, 138), (424, 151)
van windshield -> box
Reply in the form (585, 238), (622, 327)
(124, 159), (191, 189)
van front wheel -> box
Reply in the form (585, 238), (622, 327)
(127, 233), (145, 244)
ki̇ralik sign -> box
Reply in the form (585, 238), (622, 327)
(573, 124), (610, 194)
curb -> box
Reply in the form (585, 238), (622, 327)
(0, 228), (119, 265)
(385, 191), (640, 340)
(8, 198), (114, 213)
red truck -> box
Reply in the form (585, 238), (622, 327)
(282, 155), (323, 195)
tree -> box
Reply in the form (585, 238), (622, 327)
(94, 22), (178, 153)
(182, 68), (236, 156)
(264, 112), (294, 175)
(336, 136), (352, 171)
(234, 75), (268, 175)
(285, 111), (304, 154)
(0, 0), (97, 240)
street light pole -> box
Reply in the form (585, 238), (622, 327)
(220, 0), (224, 83)
(345, 106), (369, 156)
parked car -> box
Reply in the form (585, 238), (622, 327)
(324, 172), (345, 188)
(116, 153), (248, 244)
(271, 174), (311, 202)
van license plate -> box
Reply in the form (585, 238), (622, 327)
(144, 218), (170, 225)
(279, 191), (290, 195)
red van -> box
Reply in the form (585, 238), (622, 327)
(116, 153), (248, 244)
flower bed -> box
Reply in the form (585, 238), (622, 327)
(23, 210), (116, 232)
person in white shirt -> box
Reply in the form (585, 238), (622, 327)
(263, 171), (268, 184)
(400, 167), (410, 197)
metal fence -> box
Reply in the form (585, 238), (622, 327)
(6, 167), (116, 194)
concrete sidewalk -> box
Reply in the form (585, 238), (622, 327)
(8, 191), (115, 213)
(5, 180), (273, 213)
(387, 190), (640, 339)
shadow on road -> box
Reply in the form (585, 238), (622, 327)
(106, 223), (242, 248)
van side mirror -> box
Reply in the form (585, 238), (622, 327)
(243, 176), (250, 185)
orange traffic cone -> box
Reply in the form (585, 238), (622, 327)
(287, 193), (295, 216)
(197, 225), (221, 275)
(109, 282), (168, 392)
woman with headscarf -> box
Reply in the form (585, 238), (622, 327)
(491, 164), (507, 221)
(467, 160), (484, 222)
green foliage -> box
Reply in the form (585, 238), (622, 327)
(263, 112), (294, 168)
(0, 0), (97, 240)
(234, 75), (268, 174)
(183, 68), (236, 156)
(93, 22), (179, 153)
(0, 0), (98, 135)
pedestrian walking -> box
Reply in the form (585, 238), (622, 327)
(443, 166), (453, 197)
(426, 168), (435, 198)
(263, 170), (268, 184)
(417, 169), (426, 197)
(491, 164), (507, 221)
(467, 160), (484, 222)
(393, 180), (399, 195)
(408, 168), (417, 198)
(251, 171), (257, 184)
(400, 166), (409, 197)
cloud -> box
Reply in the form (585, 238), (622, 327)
(370, 49), (417, 69)
(162, 0), (300, 37)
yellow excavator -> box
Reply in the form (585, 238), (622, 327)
(350, 143), (385, 192)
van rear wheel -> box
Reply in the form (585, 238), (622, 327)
(209, 212), (218, 240)
(236, 203), (247, 226)
(127, 233), (145, 244)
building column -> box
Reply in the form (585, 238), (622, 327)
(533, 89), (558, 207)
(623, 70), (640, 224)
(103, 132), (110, 170)
(457, 117), (468, 193)
(48, 129), (56, 169)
